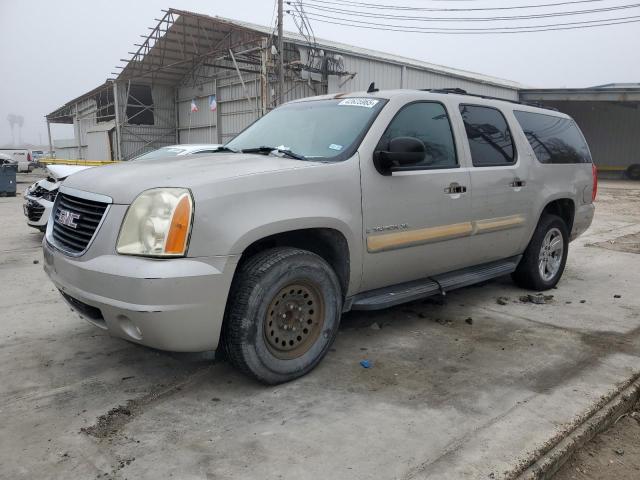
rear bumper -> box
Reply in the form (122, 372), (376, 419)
(570, 203), (595, 241)
(43, 239), (239, 352)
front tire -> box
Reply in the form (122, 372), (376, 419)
(222, 247), (342, 384)
(512, 214), (569, 291)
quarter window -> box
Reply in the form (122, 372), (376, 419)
(378, 102), (457, 169)
(459, 105), (515, 166)
(513, 110), (592, 164)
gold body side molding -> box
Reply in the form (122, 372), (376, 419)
(367, 214), (525, 253)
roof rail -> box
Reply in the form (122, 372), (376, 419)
(418, 88), (558, 112)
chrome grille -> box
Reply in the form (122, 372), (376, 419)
(52, 193), (108, 254)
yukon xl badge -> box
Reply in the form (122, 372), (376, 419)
(58, 209), (80, 229)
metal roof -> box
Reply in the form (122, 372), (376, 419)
(46, 80), (114, 123)
(115, 8), (523, 90)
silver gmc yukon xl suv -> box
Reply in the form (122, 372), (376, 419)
(43, 89), (596, 384)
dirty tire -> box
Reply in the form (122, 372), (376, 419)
(512, 214), (569, 291)
(222, 247), (342, 384)
(626, 164), (640, 181)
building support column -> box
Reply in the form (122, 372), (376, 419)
(46, 120), (53, 158)
(113, 81), (123, 160)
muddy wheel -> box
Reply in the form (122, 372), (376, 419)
(512, 214), (569, 291)
(223, 247), (342, 384)
(626, 164), (640, 181)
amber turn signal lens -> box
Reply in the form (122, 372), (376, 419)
(164, 194), (192, 255)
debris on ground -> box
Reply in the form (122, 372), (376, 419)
(580, 299), (587, 303)
(614, 294), (622, 299)
(81, 405), (132, 438)
(360, 359), (372, 369)
(614, 448), (625, 455)
(465, 317), (473, 325)
(496, 297), (509, 305)
(370, 322), (381, 330)
(519, 294), (554, 304)
(33, 259), (39, 264)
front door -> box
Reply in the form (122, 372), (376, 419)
(359, 100), (473, 292)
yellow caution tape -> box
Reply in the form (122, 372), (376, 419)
(39, 158), (120, 167)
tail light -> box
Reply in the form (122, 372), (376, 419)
(592, 164), (598, 202)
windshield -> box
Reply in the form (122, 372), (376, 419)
(132, 147), (186, 161)
(226, 98), (386, 161)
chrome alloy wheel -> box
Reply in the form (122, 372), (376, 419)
(264, 282), (325, 360)
(538, 227), (564, 282)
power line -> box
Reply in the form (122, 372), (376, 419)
(299, 0), (610, 12)
(292, 10), (640, 30)
(288, 11), (640, 33)
(287, 1), (640, 22)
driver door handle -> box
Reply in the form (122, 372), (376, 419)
(510, 178), (526, 188)
(444, 182), (467, 194)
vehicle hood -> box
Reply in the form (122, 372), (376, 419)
(47, 164), (93, 180)
(61, 153), (320, 204)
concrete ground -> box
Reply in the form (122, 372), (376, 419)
(1, 174), (639, 480)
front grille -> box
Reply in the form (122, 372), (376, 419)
(26, 202), (45, 221)
(52, 193), (108, 254)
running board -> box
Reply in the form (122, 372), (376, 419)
(349, 256), (521, 311)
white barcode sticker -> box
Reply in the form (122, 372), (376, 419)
(338, 98), (379, 108)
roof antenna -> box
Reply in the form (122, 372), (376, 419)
(367, 82), (379, 94)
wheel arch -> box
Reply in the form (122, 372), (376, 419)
(538, 197), (575, 233)
(234, 226), (352, 298)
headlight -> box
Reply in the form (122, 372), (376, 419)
(116, 188), (194, 257)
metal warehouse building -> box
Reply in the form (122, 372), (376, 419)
(45, 8), (521, 161)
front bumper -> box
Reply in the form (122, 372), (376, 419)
(24, 195), (53, 228)
(43, 239), (239, 352)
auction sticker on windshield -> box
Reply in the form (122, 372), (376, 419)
(338, 98), (379, 108)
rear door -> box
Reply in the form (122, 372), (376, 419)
(359, 100), (473, 291)
(457, 104), (535, 264)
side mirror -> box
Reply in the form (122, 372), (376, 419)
(374, 136), (426, 176)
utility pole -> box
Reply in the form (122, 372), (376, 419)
(277, 0), (284, 106)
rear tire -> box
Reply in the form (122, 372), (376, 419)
(222, 247), (342, 384)
(512, 214), (569, 291)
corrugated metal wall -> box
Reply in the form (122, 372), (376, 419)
(324, 51), (518, 100)
(177, 81), (218, 144)
(544, 101), (640, 168)
(216, 74), (261, 143)
(117, 83), (176, 160)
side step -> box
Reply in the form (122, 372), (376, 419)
(349, 256), (521, 311)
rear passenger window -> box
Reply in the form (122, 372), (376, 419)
(459, 105), (515, 166)
(513, 110), (592, 164)
(378, 102), (457, 169)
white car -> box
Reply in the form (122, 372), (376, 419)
(132, 144), (221, 161)
(23, 165), (93, 231)
(24, 144), (221, 231)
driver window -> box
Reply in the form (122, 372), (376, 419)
(377, 102), (457, 169)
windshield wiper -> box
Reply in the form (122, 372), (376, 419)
(241, 146), (306, 160)
(214, 146), (239, 153)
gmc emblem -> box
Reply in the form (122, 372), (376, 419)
(58, 209), (80, 228)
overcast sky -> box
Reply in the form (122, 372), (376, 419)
(0, 0), (638, 146)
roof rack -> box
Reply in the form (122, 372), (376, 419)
(419, 88), (558, 111)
